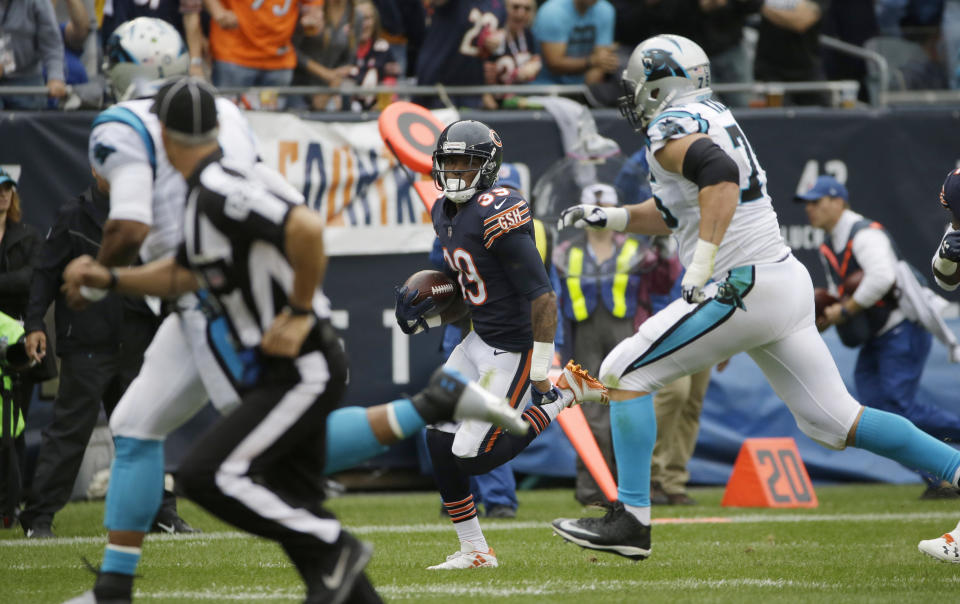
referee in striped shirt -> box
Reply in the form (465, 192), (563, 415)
(62, 78), (379, 604)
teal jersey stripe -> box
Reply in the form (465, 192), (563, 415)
(625, 265), (754, 373)
(92, 106), (157, 173)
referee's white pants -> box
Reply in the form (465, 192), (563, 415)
(601, 255), (861, 449)
(109, 309), (240, 441)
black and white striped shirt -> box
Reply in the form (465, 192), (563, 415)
(176, 151), (332, 353)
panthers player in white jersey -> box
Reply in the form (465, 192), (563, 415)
(551, 34), (960, 561)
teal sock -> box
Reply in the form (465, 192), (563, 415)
(854, 407), (960, 485)
(324, 401), (426, 474)
(101, 544), (141, 576)
(104, 436), (164, 532)
(390, 399), (427, 438)
(610, 394), (656, 507)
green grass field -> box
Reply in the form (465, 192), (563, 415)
(3, 484), (960, 603)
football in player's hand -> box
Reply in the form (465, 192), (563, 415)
(814, 287), (838, 318)
(840, 270), (863, 298)
(403, 270), (457, 318)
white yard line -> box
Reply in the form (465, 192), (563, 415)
(127, 576), (960, 601)
(4, 509), (957, 548)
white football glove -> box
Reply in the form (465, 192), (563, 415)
(681, 239), (719, 304)
(557, 204), (629, 231)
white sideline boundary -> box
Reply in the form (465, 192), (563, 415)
(128, 576), (960, 600)
(4, 509), (958, 548)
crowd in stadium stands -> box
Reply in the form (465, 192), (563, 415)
(0, 0), (958, 108)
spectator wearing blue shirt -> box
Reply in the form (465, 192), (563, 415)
(532, 0), (617, 85)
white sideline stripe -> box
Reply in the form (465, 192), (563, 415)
(376, 576), (960, 598)
(5, 509), (959, 548)
(125, 576), (960, 601)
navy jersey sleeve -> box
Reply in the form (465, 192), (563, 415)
(492, 231), (552, 301)
(479, 188), (533, 250)
(481, 190), (551, 300)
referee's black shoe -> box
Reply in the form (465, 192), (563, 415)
(290, 530), (374, 604)
(551, 501), (652, 560)
(150, 507), (201, 534)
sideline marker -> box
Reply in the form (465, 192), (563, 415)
(721, 437), (818, 508)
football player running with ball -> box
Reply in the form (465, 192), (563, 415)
(918, 168), (960, 563)
(551, 34), (960, 561)
(395, 120), (607, 569)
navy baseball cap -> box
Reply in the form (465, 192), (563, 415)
(497, 163), (521, 192)
(0, 168), (16, 188)
(794, 175), (848, 203)
(940, 168), (960, 217)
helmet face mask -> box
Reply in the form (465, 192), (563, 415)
(432, 120), (504, 204)
(618, 34), (711, 132)
(103, 17), (189, 101)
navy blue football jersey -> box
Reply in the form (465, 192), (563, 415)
(416, 0), (505, 87)
(101, 0), (190, 44)
(432, 185), (551, 352)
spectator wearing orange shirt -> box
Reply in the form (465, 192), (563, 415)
(204, 0), (322, 90)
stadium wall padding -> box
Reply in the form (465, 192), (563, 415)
(8, 107), (960, 485)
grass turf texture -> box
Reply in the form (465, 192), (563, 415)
(3, 484), (959, 603)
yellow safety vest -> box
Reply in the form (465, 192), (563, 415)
(533, 218), (548, 264)
(565, 238), (640, 321)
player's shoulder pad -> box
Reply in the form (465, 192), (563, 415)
(477, 187), (531, 249)
(646, 104), (710, 147)
(89, 106), (156, 174)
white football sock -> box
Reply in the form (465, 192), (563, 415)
(624, 503), (651, 526)
(454, 517), (488, 552)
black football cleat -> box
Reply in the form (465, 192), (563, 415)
(287, 530), (374, 604)
(411, 367), (527, 434)
(151, 507), (201, 534)
(552, 501), (651, 560)
(63, 571), (134, 604)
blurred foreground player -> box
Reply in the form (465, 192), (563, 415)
(395, 119), (608, 569)
(551, 34), (960, 561)
(64, 78), (529, 603)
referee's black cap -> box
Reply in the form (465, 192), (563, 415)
(151, 76), (218, 138)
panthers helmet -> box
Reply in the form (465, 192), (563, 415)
(432, 120), (503, 204)
(619, 34), (711, 132)
(104, 17), (189, 101)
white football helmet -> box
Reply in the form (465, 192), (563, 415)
(619, 34), (712, 132)
(103, 17), (189, 101)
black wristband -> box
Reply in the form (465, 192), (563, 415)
(107, 270), (118, 291)
(286, 303), (312, 316)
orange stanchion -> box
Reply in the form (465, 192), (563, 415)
(557, 405), (618, 502)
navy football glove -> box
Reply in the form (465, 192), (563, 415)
(940, 230), (960, 263)
(531, 383), (562, 406)
(394, 285), (436, 335)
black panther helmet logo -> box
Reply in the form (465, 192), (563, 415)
(642, 48), (687, 83)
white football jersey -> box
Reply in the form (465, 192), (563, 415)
(645, 98), (789, 279)
(88, 98), (260, 264)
